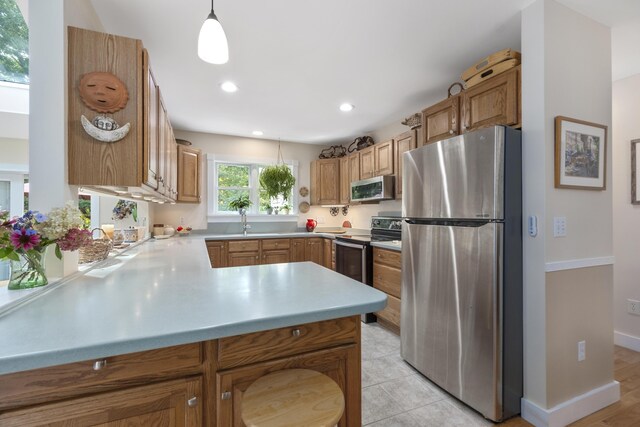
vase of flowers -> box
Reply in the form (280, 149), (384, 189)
(0, 203), (92, 290)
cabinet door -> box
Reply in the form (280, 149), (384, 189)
(422, 95), (460, 145)
(323, 239), (333, 269)
(348, 152), (360, 183)
(143, 49), (159, 190)
(157, 96), (168, 195)
(228, 252), (260, 267)
(177, 145), (201, 203)
(291, 239), (306, 262)
(311, 159), (340, 205)
(461, 67), (519, 132)
(216, 345), (359, 427)
(305, 238), (324, 265)
(206, 241), (227, 268)
(339, 156), (350, 205)
(394, 130), (417, 198)
(359, 146), (375, 179)
(0, 377), (202, 427)
(262, 249), (290, 265)
(374, 140), (394, 176)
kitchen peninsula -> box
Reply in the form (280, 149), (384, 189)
(0, 235), (386, 426)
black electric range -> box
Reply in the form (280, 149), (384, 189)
(335, 216), (402, 323)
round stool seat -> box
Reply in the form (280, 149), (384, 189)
(241, 368), (345, 427)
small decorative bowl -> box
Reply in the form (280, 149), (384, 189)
(177, 230), (190, 237)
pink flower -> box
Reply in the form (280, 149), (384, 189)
(57, 228), (92, 251)
(10, 229), (41, 251)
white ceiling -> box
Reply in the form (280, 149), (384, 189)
(91, 0), (639, 145)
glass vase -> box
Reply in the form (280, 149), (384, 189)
(8, 250), (48, 290)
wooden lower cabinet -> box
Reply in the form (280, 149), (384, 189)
(0, 377), (203, 426)
(262, 249), (290, 264)
(305, 238), (324, 265)
(290, 238), (306, 262)
(323, 238), (333, 269)
(207, 241), (227, 268)
(373, 247), (402, 333)
(228, 251), (260, 267)
(0, 316), (361, 427)
(216, 345), (359, 427)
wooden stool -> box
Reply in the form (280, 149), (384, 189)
(241, 369), (345, 427)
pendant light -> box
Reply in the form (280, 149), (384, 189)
(198, 0), (229, 64)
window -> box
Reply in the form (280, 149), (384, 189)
(209, 157), (298, 217)
(0, 0), (29, 85)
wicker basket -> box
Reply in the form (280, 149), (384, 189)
(79, 228), (113, 264)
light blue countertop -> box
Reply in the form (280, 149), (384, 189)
(0, 235), (387, 375)
(370, 241), (402, 252)
(200, 230), (371, 241)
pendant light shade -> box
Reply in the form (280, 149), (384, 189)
(198, 2), (228, 64)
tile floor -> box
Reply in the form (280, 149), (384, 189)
(361, 322), (492, 426)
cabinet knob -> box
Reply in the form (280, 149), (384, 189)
(221, 391), (232, 400)
(187, 397), (198, 407)
(93, 359), (107, 370)
(256, 256), (259, 260)
(449, 130), (454, 134)
(292, 329), (301, 337)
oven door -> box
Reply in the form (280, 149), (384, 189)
(335, 240), (368, 284)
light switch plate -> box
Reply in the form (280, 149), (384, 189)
(553, 217), (567, 237)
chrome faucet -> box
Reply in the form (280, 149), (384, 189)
(240, 208), (251, 236)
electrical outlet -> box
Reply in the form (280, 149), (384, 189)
(628, 299), (640, 316)
(578, 340), (586, 362)
(553, 217), (567, 237)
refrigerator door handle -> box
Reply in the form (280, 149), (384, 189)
(404, 218), (494, 227)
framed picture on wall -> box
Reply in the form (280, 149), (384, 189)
(631, 139), (640, 204)
(554, 116), (608, 190)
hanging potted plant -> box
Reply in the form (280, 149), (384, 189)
(228, 195), (252, 214)
(259, 141), (296, 205)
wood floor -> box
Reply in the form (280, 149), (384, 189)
(500, 346), (640, 427)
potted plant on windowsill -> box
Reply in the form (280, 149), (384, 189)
(229, 195), (252, 214)
(280, 204), (291, 215)
(261, 201), (273, 215)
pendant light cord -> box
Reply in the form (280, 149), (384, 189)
(211, 0), (214, 12)
(278, 139), (285, 165)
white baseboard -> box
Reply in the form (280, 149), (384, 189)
(545, 256), (614, 272)
(614, 331), (640, 352)
(521, 381), (620, 427)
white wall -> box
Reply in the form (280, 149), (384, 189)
(0, 138), (29, 170)
(521, 0), (616, 421)
(612, 73), (640, 350)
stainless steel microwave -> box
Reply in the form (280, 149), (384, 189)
(350, 176), (394, 202)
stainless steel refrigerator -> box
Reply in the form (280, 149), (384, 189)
(401, 126), (522, 421)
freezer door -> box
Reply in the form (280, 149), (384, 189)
(401, 221), (503, 421)
(402, 126), (505, 220)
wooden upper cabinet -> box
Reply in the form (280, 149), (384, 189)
(310, 159), (340, 205)
(359, 146), (375, 179)
(422, 95), (460, 145)
(339, 157), (350, 205)
(461, 66), (520, 132)
(0, 377), (202, 427)
(177, 145), (201, 203)
(348, 152), (360, 184)
(394, 130), (417, 198)
(374, 140), (394, 176)
(68, 27), (142, 187)
(143, 49), (159, 190)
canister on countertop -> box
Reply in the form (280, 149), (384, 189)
(153, 224), (164, 237)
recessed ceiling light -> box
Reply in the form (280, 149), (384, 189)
(339, 103), (354, 112)
(220, 81), (238, 93)
(252, 130), (264, 136)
